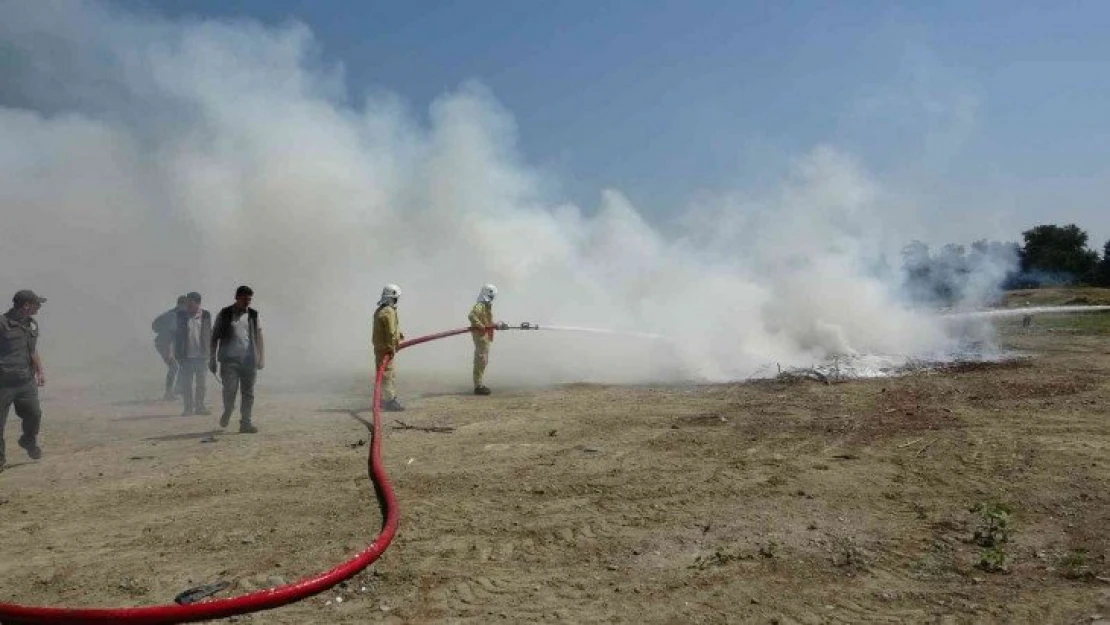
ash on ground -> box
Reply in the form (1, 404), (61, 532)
(771, 343), (1026, 383)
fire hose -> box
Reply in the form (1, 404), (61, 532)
(0, 323), (541, 625)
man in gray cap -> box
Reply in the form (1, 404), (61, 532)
(0, 290), (46, 472)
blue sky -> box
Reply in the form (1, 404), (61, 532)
(116, 0), (1110, 247)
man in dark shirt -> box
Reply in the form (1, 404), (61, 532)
(211, 286), (265, 433)
(1, 290), (47, 472)
(153, 295), (186, 400)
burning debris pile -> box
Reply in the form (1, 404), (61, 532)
(771, 305), (1109, 383)
(773, 350), (1027, 383)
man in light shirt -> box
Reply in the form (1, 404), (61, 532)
(169, 292), (212, 416)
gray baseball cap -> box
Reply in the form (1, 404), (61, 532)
(13, 290), (47, 306)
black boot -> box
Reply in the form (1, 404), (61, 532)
(383, 398), (405, 412)
(18, 437), (42, 460)
(474, 385), (491, 396)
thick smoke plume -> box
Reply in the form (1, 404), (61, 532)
(0, 1), (1011, 389)
(900, 241), (1021, 309)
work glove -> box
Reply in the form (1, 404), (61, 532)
(208, 358), (217, 374)
(496, 321), (509, 331)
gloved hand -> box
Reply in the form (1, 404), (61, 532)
(208, 358), (217, 374)
(496, 321), (509, 330)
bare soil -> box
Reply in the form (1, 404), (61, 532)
(1002, 287), (1110, 308)
(2, 317), (1109, 624)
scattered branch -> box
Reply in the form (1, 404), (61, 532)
(916, 439), (937, 457)
(776, 368), (830, 385)
(392, 420), (455, 434)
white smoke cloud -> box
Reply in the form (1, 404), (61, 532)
(0, 1), (1000, 390)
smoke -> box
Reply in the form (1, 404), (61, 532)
(0, 1), (1006, 389)
(900, 241), (1021, 309)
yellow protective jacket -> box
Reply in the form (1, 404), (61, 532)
(372, 305), (402, 353)
(468, 302), (494, 341)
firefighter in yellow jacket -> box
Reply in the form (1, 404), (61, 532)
(372, 284), (405, 411)
(468, 284), (498, 395)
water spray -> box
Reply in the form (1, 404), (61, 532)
(533, 324), (668, 342)
(497, 321), (669, 342)
(942, 305), (1110, 320)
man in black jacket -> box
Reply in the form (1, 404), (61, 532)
(169, 292), (211, 416)
(152, 295), (186, 400)
(1, 290), (47, 472)
(210, 286), (264, 433)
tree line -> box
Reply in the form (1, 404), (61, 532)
(901, 224), (1110, 305)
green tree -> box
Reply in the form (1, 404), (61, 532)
(1097, 240), (1110, 287)
(1019, 224), (1099, 284)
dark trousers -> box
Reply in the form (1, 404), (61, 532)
(156, 339), (178, 397)
(178, 358), (207, 412)
(0, 380), (41, 465)
(165, 359), (180, 397)
(220, 361), (257, 424)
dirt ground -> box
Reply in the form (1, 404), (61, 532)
(2, 313), (1109, 624)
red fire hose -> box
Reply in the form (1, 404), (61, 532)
(0, 327), (477, 624)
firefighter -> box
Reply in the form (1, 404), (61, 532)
(372, 284), (405, 411)
(468, 284), (498, 395)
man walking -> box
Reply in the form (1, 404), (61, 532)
(0, 290), (47, 472)
(372, 284), (405, 412)
(210, 286), (264, 434)
(169, 292), (211, 416)
(153, 295), (186, 400)
(468, 284), (498, 395)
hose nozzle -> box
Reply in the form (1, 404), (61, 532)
(493, 321), (539, 330)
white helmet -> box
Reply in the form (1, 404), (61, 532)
(477, 283), (498, 303)
(378, 283), (401, 306)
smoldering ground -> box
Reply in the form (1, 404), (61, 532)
(0, 1), (1017, 391)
